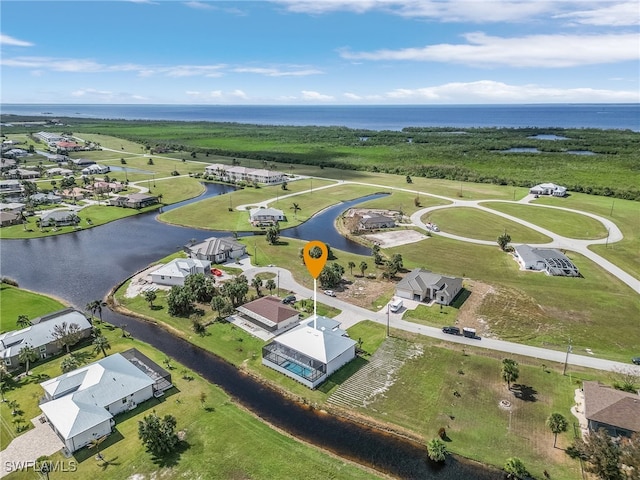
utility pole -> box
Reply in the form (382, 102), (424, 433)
(563, 338), (572, 375)
(386, 302), (390, 338)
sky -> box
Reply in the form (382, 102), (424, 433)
(1, 0), (639, 105)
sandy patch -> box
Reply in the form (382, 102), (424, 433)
(362, 229), (428, 248)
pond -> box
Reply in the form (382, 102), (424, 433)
(528, 134), (569, 140)
(0, 184), (502, 479)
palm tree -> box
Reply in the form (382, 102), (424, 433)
(251, 277), (263, 297)
(359, 261), (368, 277)
(211, 296), (226, 320)
(291, 202), (301, 219)
(16, 315), (31, 328)
(88, 435), (107, 461)
(502, 358), (519, 391)
(0, 363), (11, 402)
(92, 335), (112, 358)
(61, 355), (79, 373)
(426, 438), (448, 462)
(546, 413), (568, 448)
(18, 345), (38, 375)
(348, 261), (356, 276)
(265, 279), (276, 295)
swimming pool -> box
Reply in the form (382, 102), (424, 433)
(283, 361), (313, 379)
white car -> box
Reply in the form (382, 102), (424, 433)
(324, 290), (336, 297)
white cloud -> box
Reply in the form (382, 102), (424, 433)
(554, 1), (639, 26)
(232, 66), (323, 76)
(0, 34), (34, 47)
(231, 89), (248, 99)
(301, 90), (335, 101)
(186, 90), (251, 101)
(340, 32), (639, 67)
(184, 1), (215, 10)
(382, 80), (640, 103)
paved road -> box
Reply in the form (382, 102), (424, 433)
(242, 266), (640, 375)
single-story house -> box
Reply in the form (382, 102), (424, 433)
(30, 193), (62, 205)
(5, 168), (40, 180)
(0, 308), (92, 369)
(185, 236), (246, 263)
(35, 131), (64, 143)
(0, 158), (17, 170)
(81, 164), (110, 176)
(39, 349), (172, 453)
(358, 214), (396, 230)
(92, 181), (123, 194)
(60, 187), (90, 201)
(3, 149), (28, 158)
(0, 202), (26, 214)
(54, 141), (83, 153)
(582, 381), (640, 437)
(236, 296), (300, 333)
(0, 211), (21, 227)
(262, 315), (356, 389)
(38, 210), (80, 228)
(249, 207), (285, 226)
(150, 258), (211, 286)
(109, 193), (158, 209)
(45, 167), (74, 177)
(0, 180), (23, 195)
(530, 183), (567, 197)
(69, 158), (95, 167)
(514, 244), (580, 277)
(395, 268), (463, 305)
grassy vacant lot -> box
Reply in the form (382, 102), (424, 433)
(534, 193), (640, 279)
(395, 235), (640, 362)
(359, 329), (587, 480)
(0, 284), (65, 332)
(482, 201), (608, 239)
(423, 207), (553, 244)
(0, 289), (377, 480)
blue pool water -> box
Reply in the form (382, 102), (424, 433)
(284, 361), (313, 378)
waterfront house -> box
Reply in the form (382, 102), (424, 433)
(514, 245), (580, 277)
(358, 214), (395, 230)
(109, 193), (158, 209)
(81, 164), (110, 176)
(39, 349), (172, 453)
(262, 315), (356, 389)
(38, 210), (80, 228)
(69, 158), (95, 168)
(249, 207), (285, 226)
(150, 258), (211, 286)
(582, 381), (640, 437)
(0, 308), (92, 369)
(395, 268), (463, 305)
(185, 236), (246, 263)
(236, 296), (300, 334)
(0, 211), (21, 227)
(0, 202), (26, 214)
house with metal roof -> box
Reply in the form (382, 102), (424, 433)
(39, 349), (172, 453)
(514, 244), (580, 277)
(38, 210), (80, 228)
(236, 296), (300, 334)
(395, 268), (463, 305)
(249, 207), (285, 226)
(262, 315), (356, 389)
(150, 258), (211, 286)
(582, 381), (640, 437)
(0, 309), (92, 369)
(185, 236), (246, 263)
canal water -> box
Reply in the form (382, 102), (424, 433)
(0, 183), (502, 479)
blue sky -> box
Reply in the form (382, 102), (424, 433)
(1, 0), (638, 104)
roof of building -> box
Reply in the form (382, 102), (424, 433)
(396, 268), (461, 293)
(514, 245), (579, 275)
(0, 211), (20, 222)
(583, 381), (640, 433)
(0, 202), (25, 210)
(127, 193), (156, 201)
(152, 258), (210, 279)
(249, 207), (284, 218)
(0, 309), (91, 359)
(360, 214), (394, 225)
(236, 296), (299, 328)
(40, 353), (154, 439)
(272, 315), (356, 363)
(186, 236), (245, 257)
(41, 210), (77, 222)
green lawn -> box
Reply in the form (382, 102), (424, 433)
(423, 207), (553, 244)
(402, 303), (460, 327)
(482, 201), (608, 239)
(0, 284), (66, 333)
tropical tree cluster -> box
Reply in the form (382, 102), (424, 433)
(138, 412), (179, 457)
(568, 429), (640, 480)
(319, 263), (345, 289)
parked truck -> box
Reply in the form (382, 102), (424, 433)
(462, 327), (477, 339)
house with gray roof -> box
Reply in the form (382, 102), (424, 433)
(395, 268), (463, 305)
(109, 193), (158, 209)
(262, 315), (356, 389)
(529, 182), (567, 197)
(38, 210), (80, 228)
(582, 381), (640, 438)
(358, 214), (395, 230)
(249, 207), (285, 226)
(0, 211), (21, 227)
(514, 244), (580, 277)
(39, 349), (172, 453)
(185, 236), (246, 263)
(0, 308), (92, 369)
(0, 179), (23, 195)
(30, 193), (62, 205)
(150, 258), (211, 286)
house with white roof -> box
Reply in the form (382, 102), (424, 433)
(150, 258), (211, 286)
(262, 315), (356, 389)
(513, 244), (580, 277)
(184, 236), (246, 263)
(204, 164), (285, 185)
(39, 349), (172, 453)
(0, 309), (92, 369)
(249, 207), (285, 226)
(395, 268), (463, 305)
(81, 164), (110, 176)
(0, 179), (23, 195)
(529, 183), (567, 197)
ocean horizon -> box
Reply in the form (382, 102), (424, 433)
(1, 103), (638, 131)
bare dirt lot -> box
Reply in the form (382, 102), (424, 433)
(339, 277), (395, 310)
(362, 229), (428, 248)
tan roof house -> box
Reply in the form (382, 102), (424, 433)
(236, 296), (300, 333)
(583, 381), (640, 437)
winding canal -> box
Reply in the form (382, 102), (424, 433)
(0, 184), (501, 479)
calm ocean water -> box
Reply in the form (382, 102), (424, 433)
(1, 103), (638, 131)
